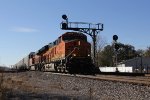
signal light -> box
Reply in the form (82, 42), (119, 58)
(115, 43), (120, 51)
(61, 22), (68, 29)
(113, 35), (118, 41)
(62, 14), (67, 20)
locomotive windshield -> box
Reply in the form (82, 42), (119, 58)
(62, 32), (87, 42)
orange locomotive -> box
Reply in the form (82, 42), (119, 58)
(16, 32), (98, 74)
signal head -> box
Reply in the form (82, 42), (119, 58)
(115, 43), (120, 51)
(61, 22), (68, 29)
(113, 35), (118, 41)
(62, 14), (68, 20)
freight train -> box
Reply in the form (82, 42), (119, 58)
(14, 32), (99, 74)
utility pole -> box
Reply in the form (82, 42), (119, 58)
(60, 15), (103, 66)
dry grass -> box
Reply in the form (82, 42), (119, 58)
(0, 72), (6, 99)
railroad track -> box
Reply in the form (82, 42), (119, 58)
(2, 70), (150, 86)
(45, 72), (150, 86)
(95, 75), (150, 85)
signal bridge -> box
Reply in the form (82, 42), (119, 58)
(60, 15), (103, 66)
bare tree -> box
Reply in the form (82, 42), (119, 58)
(90, 34), (107, 66)
(97, 34), (107, 52)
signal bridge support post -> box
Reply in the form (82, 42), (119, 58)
(92, 29), (97, 66)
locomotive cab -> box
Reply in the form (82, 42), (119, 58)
(62, 32), (95, 74)
(62, 32), (91, 58)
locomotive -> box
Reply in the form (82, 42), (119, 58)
(14, 32), (99, 74)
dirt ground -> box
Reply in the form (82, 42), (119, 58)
(0, 71), (89, 100)
(1, 71), (150, 100)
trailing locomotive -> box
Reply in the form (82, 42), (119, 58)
(14, 32), (99, 74)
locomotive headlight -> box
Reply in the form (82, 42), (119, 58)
(88, 54), (90, 56)
(73, 54), (76, 56)
(78, 41), (80, 45)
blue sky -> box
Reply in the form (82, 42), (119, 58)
(0, 0), (150, 66)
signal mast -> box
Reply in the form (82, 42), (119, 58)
(60, 15), (103, 66)
(113, 35), (119, 67)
